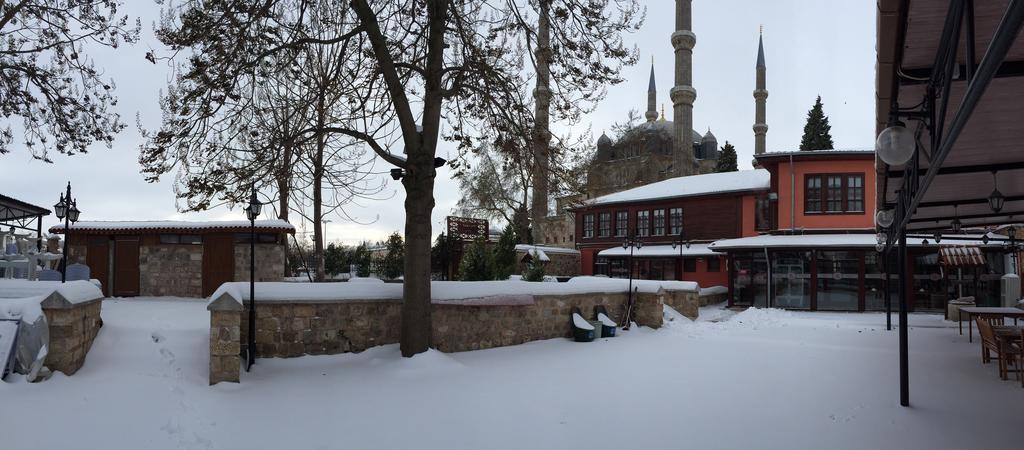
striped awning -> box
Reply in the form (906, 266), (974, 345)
(939, 246), (986, 267)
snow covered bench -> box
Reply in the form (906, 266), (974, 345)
(0, 280), (104, 377)
(207, 277), (700, 384)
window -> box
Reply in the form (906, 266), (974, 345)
(615, 211), (628, 237)
(669, 208), (683, 235)
(652, 209), (666, 236)
(707, 257), (721, 272)
(683, 258), (697, 272)
(583, 214), (595, 238)
(806, 177), (822, 213)
(846, 175), (864, 212)
(805, 174), (866, 214)
(234, 233), (281, 244)
(159, 234), (202, 245)
(598, 212), (611, 237)
(636, 210), (650, 237)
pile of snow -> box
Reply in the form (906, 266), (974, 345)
(571, 313), (593, 330)
(597, 312), (617, 327)
(0, 279), (103, 304)
(0, 296), (44, 323)
(699, 285), (728, 296)
(211, 277), (699, 306)
(585, 169), (770, 206)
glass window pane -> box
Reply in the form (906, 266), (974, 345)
(615, 211), (628, 236)
(637, 211), (650, 237)
(826, 176), (843, 212)
(806, 176), (821, 213)
(732, 251), (768, 307)
(652, 209), (665, 236)
(159, 234), (179, 244)
(598, 213), (611, 237)
(771, 251), (812, 309)
(583, 214), (594, 238)
(669, 208), (683, 235)
(816, 250), (860, 310)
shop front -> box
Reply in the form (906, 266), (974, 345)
(710, 234), (1007, 312)
(593, 244), (727, 287)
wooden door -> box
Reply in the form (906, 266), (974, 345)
(85, 237), (110, 296)
(203, 234), (235, 297)
(113, 236), (140, 297)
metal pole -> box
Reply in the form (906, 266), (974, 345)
(626, 241), (634, 329)
(884, 250), (892, 331)
(247, 216), (256, 372)
(60, 183), (71, 283)
(898, 229), (909, 407)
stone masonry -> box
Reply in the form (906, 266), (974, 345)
(234, 243), (286, 283)
(41, 292), (103, 376)
(140, 245), (203, 297)
(208, 287), (692, 384)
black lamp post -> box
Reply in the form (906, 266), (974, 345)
(54, 182), (81, 283)
(671, 230), (690, 280)
(243, 185), (262, 372)
(621, 230), (642, 330)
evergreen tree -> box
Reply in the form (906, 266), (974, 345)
(521, 251), (547, 282)
(380, 232), (405, 280)
(493, 225), (519, 280)
(458, 238), (495, 281)
(799, 96), (835, 151)
(353, 242), (373, 278)
(323, 243), (351, 276)
(430, 234), (447, 278)
(715, 141), (738, 172)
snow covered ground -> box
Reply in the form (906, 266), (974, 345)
(2, 298), (1022, 450)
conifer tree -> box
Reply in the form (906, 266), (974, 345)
(458, 238), (495, 281)
(493, 226), (519, 280)
(715, 141), (738, 172)
(799, 96), (835, 151)
(380, 232), (405, 280)
(522, 251), (547, 282)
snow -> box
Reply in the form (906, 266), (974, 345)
(0, 279), (103, 304)
(709, 233), (1003, 250)
(598, 243), (720, 257)
(584, 169), (770, 206)
(50, 219), (295, 232)
(597, 312), (616, 327)
(2, 298), (1022, 449)
(211, 277), (698, 305)
(698, 285), (728, 296)
(571, 313), (594, 330)
(514, 244), (580, 255)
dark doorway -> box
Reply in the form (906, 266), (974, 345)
(85, 237), (110, 296)
(113, 236), (140, 297)
(203, 234), (235, 297)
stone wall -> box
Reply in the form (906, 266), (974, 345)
(41, 293), (103, 376)
(208, 287), (688, 384)
(515, 251), (581, 277)
(234, 243), (286, 282)
(140, 245), (203, 297)
(699, 293), (727, 307)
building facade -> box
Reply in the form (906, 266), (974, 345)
(53, 220), (294, 298)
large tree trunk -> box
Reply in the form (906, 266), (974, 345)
(529, 0), (552, 245)
(400, 149), (436, 356)
(312, 101), (327, 282)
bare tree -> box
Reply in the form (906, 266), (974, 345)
(0, 0), (140, 161)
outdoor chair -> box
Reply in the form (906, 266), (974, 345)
(65, 263), (90, 281)
(1013, 329), (1024, 388)
(976, 316), (1016, 381)
(36, 269), (60, 281)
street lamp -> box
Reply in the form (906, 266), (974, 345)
(621, 230), (642, 330)
(876, 121), (915, 166)
(671, 230), (690, 280)
(988, 171), (1005, 213)
(243, 185), (261, 372)
(53, 182), (81, 283)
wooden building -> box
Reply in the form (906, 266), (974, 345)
(50, 220), (294, 298)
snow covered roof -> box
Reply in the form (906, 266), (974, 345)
(598, 243), (720, 257)
(515, 244), (580, 255)
(50, 219), (295, 235)
(708, 233), (1004, 251)
(583, 169), (770, 207)
(754, 149), (874, 161)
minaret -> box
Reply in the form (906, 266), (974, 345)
(671, 0), (697, 175)
(753, 28), (768, 155)
(645, 60), (658, 122)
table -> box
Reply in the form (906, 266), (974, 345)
(959, 306), (1024, 342)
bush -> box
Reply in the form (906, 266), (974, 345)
(493, 225), (518, 279)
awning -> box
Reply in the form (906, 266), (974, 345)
(708, 233), (1003, 251)
(597, 243), (720, 258)
(938, 246), (986, 267)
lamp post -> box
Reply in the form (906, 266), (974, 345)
(53, 182), (81, 283)
(243, 185), (262, 372)
(671, 230), (690, 280)
(622, 230), (642, 330)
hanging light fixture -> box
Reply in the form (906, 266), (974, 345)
(875, 209), (895, 228)
(876, 121), (915, 166)
(950, 205), (962, 232)
(988, 171), (1005, 213)
(933, 232), (941, 243)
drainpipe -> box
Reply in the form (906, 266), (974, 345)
(789, 154), (796, 231)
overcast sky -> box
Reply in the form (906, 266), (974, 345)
(3, 1), (875, 246)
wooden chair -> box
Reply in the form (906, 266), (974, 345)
(976, 317), (1006, 378)
(1008, 328), (1024, 388)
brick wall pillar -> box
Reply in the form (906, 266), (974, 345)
(208, 293), (242, 385)
(40, 292), (103, 375)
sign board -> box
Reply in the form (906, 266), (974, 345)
(0, 319), (18, 380)
(446, 216), (488, 242)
